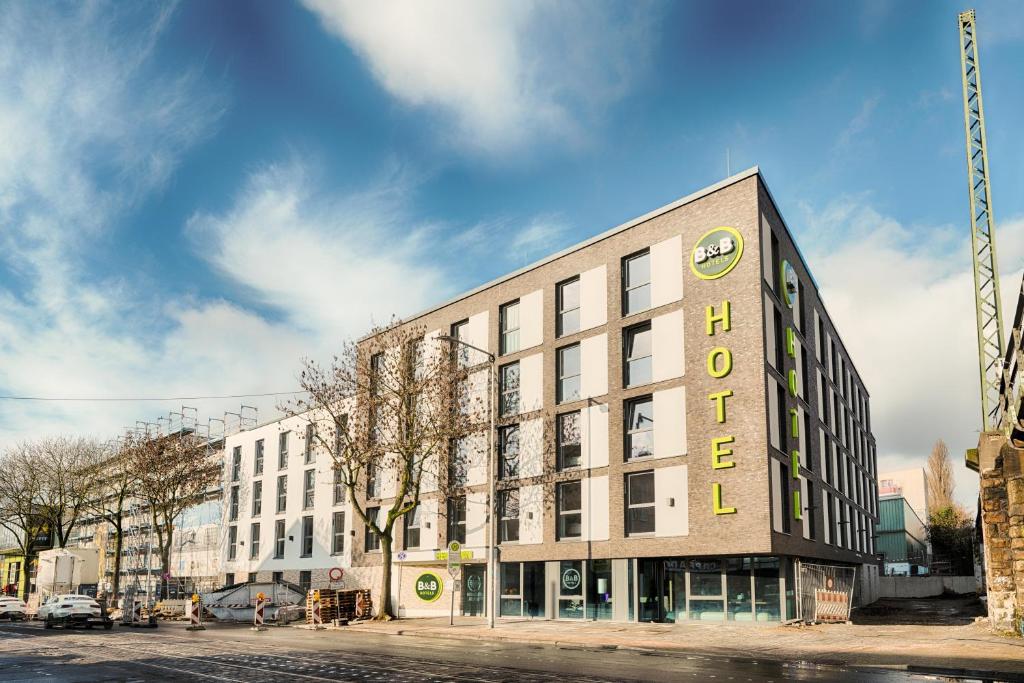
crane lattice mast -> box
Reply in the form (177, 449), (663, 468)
(959, 9), (1005, 431)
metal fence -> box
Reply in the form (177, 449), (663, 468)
(797, 563), (856, 623)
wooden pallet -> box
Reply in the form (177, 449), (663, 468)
(306, 589), (372, 623)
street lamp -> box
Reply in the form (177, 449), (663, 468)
(436, 334), (497, 629)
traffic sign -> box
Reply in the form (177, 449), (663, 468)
(396, 551), (408, 561)
(446, 541), (462, 577)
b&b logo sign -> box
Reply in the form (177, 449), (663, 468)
(691, 226), (744, 280)
(415, 571), (443, 602)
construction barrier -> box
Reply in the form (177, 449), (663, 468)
(186, 594), (205, 631)
(309, 589), (323, 630)
(252, 592), (267, 631)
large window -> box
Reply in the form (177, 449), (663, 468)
(587, 559), (613, 620)
(557, 344), (581, 403)
(557, 277), (580, 337)
(249, 523), (260, 560)
(622, 250), (651, 315)
(303, 468), (315, 510)
(231, 446), (241, 482)
(276, 475), (287, 514)
(227, 525), (237, 561)
(450, 320), (470, 368)
(557, 411), (581, 470)
(366, 461), (380, 498)
(624, 323), (652, 387)
(499, 424), (520, 479)
(274, 520), (285, 559)
(229, 486), (239, 522)
(499, 362), (520, 416)
(365, 506), (381, 551)
(404, 505), (421, 549)
(304, 423), (315, 464)
(447, 497), (466, 545)
(251, 480), (262, 516)
(499, 489), (519, 543)
(332, 511), (345, 555)
(278, 431), (289, 470)
(254, 439), (264, 475)
(625, 397), (654, 460)
(300, 516), (313, 557)
(333, 468), (346, 505)
(557, 481), (582, 540)
(500, 300), (520, 355)
(448, 439), (468, 488)
(558, 560), (584, 619)
(625, 471), (655, 535)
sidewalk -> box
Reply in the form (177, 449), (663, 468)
(347, 615), (1024, 676)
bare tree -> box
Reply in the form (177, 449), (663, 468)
(284, 322), (485, 620)
(926, 439), (955, 516)
(127, 432), (222, 600)
(34, 436), (104, 549)
(86, 438), (140, 604)
(0, 444), (49, 600)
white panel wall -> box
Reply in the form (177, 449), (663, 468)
(650, 235), (683, 309)
(580, 333), (608, 399)
(519, 484), (543, 545)
(466, 311), (490, 364)
(654, 465), (688, 537)
(771, 460), (784, 533)
(465, 431), (488, 486)
(466, 491), (487, 548)
(582, 475), (609, 541)
(519, 417), (545, 478)
(579, 265), (607, 332)
(653, 387), (686, 459)
(519, 352), (544, 413)
(764, 293), (777, 371)
(651, 309), (684, 382)
(580, 403), (609, 468)
(519, 289), (544, 350)
(421, 499), (439, 550)
(823, 492), (832, 544)
(801, 479), (811, 540)
(767, 383), (780, 451)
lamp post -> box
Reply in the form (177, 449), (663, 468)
(437, 334), (496, 629)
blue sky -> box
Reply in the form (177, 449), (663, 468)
(1, 0), (1023, 506)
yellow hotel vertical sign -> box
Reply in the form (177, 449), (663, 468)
(692, 226), (744, 516)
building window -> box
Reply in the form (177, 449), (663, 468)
(303, 469), (315, 510)
(557, 481), (582, 540)
(332, 511), (346, 555)
(249, 523), (260, 560)
(773, 307), (784, 370)
(278, 431), (289, 470)
(624, 323), (652, 387)
(229, 486), (239, 522)
(300, 516), (313, 558)
(304, 423), (315, 464)
(447, 497), (466, 545)
(622, 250), (651, 315)
(499, 424), (520, 479)
(274, 520), (285, 559)
(450, 320), (470, 368)
(365, 506), (381, 552)
(272, 571), (283, 584)
(625, 396), (654, 460)
(225, 573), (235, 586)
(299, 570), (312, 593)
(276, 475), (287, 514)
(227, 525), (238, 560)
(500, 300), (520, 355)
(499, 362), (520, 417)
(252, 480), (262, 516)
(231, 446), (241, 482)
(248, 572), (257, 583)
(557, 411), (581, 470)
(254, 439), (264, 475)
(557, 344), (581, 403)
(770, 231), (780, 293)
(366, 461), (380, 498)
(499, 489), (520, 543)
(625, 471), (655, 535)
(333, 468), (346, 505)
(557, 277), (580, 337)
(403, 505), (421, 550)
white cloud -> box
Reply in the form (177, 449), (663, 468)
(301, 0), (655, 154)
(795, 197), (1024, 511)
(833, 95), (880, 151)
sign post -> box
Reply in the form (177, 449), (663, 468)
(446, 541), (461, 626)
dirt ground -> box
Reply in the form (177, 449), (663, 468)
(852, 594), (987, 626)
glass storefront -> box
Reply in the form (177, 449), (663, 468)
(558, 560), (584, 619)
(586, 559), (613, 620)
(500, 561), (545, 617)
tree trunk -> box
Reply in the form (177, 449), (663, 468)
(111, 519), (123, 606)
(160, 529), (173, 600)
(377, 534), (393, 620)
(20, 552), (33, 602)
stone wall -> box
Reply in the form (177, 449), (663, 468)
(978, 432), (1024, 632)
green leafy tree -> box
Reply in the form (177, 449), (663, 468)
(926, 505), (974, 575)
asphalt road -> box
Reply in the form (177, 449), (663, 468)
(0, 620), (1006, 683)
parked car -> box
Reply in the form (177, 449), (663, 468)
(0, 596), (27, 621)
(38, 594), (112, 630)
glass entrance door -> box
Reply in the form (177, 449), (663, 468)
(462, 564), (485, 616)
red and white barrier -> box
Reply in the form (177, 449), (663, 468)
(310, 589), (323, 630)
(252, 593), (267, 631)
(186, 594), (205, 631)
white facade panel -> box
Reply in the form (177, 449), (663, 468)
(519, 417), (545, 478)
(519, 289), (544, 350)
(767, 382), (780, 451)
(582, 475), (609, 541)
(651, 308), (685, 382)
(580, 333), (608, 399)
(764, 293), (777, 371)
(466, 491), (487, 548)
(580, 402), (609, 469)
(420, 499), (440, 551)
(654, 465), (688, 537)
(519, 484), (543, 545)
(801, 479), (811, 540)
(579, 265), (607, 332)
(650, 234), (683, 309)
(519, 352), (544, 413)
(653, 386), (686, 459)
(465, 311), (490, 364)
(464, 431), (488, 487)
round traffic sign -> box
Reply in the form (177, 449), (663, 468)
(414, 571), (444, 602)
(447, 541), (461, 553)
(329, 567), (344, 581)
